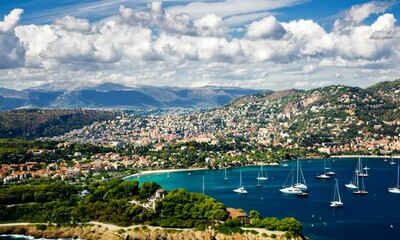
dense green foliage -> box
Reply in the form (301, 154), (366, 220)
(0, 180), (156, 226)
(0, 182), (79, 205)
(0, 139), (113, 164)
(366, 78), (400, 94)
(250, 217), (302, 232)
(0, 180), (234, 229)
(72, 180), (157, 226)
(0, 109), (118, 139)
(248, 210), (302, 232)
(154, 188), (229, 228)
(216, 218), (245, 235)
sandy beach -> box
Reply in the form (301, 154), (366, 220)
(122, 167), (207, 179)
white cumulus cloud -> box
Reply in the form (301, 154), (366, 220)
(0, 9), (26, 69)
(246, 16), (286, 39)
(1, 1), (400, 90)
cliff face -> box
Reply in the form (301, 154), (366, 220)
(0, 225), (295, 240)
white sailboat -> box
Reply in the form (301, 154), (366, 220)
(224, 166), (228, 180)
(356, 158), (368, 177)
(167, 172), (170, 178)
(233, 170), (247, 194)
(325, 159), (336, 176)
(294, 159), (307, 191)
(257, 163), (268, 180)
(316, 159), (331, 179)
(389, 157), (396, 165)
(330, 179), (343, 207)
(353, 168), (368, 195)
(388, 160), (400, 194)
(345, 168), (358, 189)
(280, 165), (302, 194)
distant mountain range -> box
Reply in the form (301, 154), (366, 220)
(0, 83), (265, 110)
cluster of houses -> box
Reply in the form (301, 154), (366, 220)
(49, 96), (400, 158)
(0, 149), (159, 184)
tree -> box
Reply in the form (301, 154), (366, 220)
(249, 210), (260, 220)
(139, 182), (160, 200)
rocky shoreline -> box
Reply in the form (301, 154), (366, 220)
(0, 224), (299, 240)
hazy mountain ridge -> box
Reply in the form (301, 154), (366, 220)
(0, 83), (264, 110)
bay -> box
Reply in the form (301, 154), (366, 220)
(125, 158), (400, 239)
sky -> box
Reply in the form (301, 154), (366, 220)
(0, 0), (399, 90)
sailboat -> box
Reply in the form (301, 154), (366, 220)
(345, 168), (358, 189)
(330, 179), (343, 207)
(316, 159), (331, 179)
(389, 157), (396, 165)
(257, 163), (268, 180)
(224, 166), (228, 180)
(279, 165), (302, 194)
(294, 159), (307, 191)
(167, 172), (170, 178)
(388, 160), (400, 194)
(353, 168), (368, 195)
(255, 178), (261, 187)
(325, 159), (336, 176)
(356, 158), (368, 177)
(233, 170), (247, 194)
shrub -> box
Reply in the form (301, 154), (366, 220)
(36, 224), (47, 231)
(194, 224), (208, 231)
(245, 229), (258, 235)
(133, 227), (140, 232)
(261, 232), (268, 238)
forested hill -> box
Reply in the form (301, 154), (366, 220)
(0, 109), (118, 139)
(215, 79), (400, 148)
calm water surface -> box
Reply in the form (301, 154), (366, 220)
(125, 158), (400, 239)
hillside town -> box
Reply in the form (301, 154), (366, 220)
(3, 84), (400, 184)
(49, 85), (400, 157)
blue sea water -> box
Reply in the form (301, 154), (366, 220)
(125, 158), (400, 239)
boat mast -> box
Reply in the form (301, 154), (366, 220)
(202, 175), (205, 195)
(224, 166), (227, 180)
(360, 172), (366, 191)
(296, 159), (300, 184)
(397, 161), (399, 188)
(355, 170), (359, 190)
(239, 170), (243, 188)
(336, 179), (341, 202)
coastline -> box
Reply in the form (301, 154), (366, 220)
(121, 155), (395, 180)
(122, 167), (207, 179)
(0, 222), (293, 240)
(122, 163), (282, 180)
(331, 155), (399, 158)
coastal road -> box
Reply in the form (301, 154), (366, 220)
(0, 223), (45, 227)
(88, 221), (193, 232)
